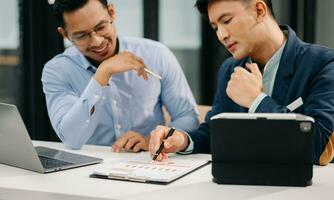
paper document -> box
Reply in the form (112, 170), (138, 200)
(90, 153), (209, 184)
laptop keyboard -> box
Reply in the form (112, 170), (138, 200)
(38, 156), (73, 169)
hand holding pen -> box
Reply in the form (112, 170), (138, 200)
(149, 126), (190, 161)
(152, 127), (176, 161)
(226, 60), (263, 108)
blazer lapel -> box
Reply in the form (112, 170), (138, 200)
(271, 25), (300, 104)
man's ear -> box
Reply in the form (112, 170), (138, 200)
(107, 3), (116, 19)
(57, 27), (68, 39)
(254, 0), (267, 23)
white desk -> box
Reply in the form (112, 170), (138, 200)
(0, 140), (333, 200)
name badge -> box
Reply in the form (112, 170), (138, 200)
(287, 97), (303, 111)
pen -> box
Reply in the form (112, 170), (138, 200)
(245, 58), (253, 73)
(152, 127), (176, 161)
(144, 68), (162, 80)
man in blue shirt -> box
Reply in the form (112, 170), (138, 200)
(149, 0), (334, 165)
(42, 0), (199, 151)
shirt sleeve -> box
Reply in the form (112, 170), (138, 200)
(158, 45), (199, 133)
(177, 131), (194, 154)
(248, 93), (267, 113)
(42, 63), (110, 149)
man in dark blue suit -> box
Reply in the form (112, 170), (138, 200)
(149, 0), (334, 165)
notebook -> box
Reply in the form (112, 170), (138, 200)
(210, 113), (315, 186)
(90, 153), (209, 184)
(0, 102), (103, 173)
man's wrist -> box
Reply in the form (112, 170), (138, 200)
(177, 131), (194, 154)
(94, 66), (112, 86)
(179, 131), (190, 152)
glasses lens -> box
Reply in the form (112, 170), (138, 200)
(96, 21), (112, 36)
(71, 20), (112, 46)
(71, 33), (89, 46)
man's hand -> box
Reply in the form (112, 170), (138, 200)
(226, 63), (263, 108)
(94, 51), (148, 85)
(112, 131), (149, 153)
(149, 126), (189, 161)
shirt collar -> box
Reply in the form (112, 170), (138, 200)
(263, 34), (287, 74)
(72, 47), (96, 71)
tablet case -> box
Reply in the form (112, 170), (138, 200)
(210, 113), (314, 186)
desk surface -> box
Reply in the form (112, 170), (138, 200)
(0, 141), (333, 200)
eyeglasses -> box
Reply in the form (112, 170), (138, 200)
(69, 20), (113, 46)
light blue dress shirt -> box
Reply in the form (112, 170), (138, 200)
(42, 37), (199, 149)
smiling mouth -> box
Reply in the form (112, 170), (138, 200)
(92, 43), (108, 53)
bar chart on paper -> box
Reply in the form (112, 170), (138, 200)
(90, 153), (209, 184)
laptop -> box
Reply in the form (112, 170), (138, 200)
(0, 102), (103, 173)
(210, 113), (314, 186)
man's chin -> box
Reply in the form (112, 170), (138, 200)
(231, 52), (248, 61)
(90, 51), (112, 62)
(231, 54), (242, 60)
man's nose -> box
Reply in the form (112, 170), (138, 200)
(217, 27), (229, 44)
(89, 32), (104, 46)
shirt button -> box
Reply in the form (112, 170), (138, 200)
(102, 96), (106, 100)
(116, 124), (121, 129)
(94, 95), (100, 99)
(113, 100), (117, 105)
(86, 119), (90, 123)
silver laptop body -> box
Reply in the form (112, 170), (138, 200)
(0, 102), (103, 173)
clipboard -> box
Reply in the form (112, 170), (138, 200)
(90, 154), (210, 185)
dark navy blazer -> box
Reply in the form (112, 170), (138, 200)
(189, 25), (334, 165)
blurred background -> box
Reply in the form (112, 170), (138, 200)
(0, 0), (333, 141)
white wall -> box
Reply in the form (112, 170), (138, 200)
(316, 0), (334, 48)
(159, 0), (201, 49)
(111, 0), (143, 37)
(0, 0), (19, 49)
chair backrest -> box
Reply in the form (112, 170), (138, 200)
(198, 105), (212, 123)
(163, 105), (212, 125)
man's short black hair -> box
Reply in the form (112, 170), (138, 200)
(195, 0), (275, 18)
(53, 0), (108, 27)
